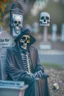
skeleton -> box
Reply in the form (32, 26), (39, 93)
(19, 34), (44, 77)
(13, 14), (23, 34)
(40, 12), (50, 26)
(19, 34), (32, 73)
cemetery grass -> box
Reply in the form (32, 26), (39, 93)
(42, 63), (63, 69)
(42, 63), (64, 96)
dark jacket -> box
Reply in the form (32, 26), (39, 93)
(5, 45), (44, 81)
(5, 29), (50, 96)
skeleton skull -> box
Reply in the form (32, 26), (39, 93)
(13, 14), (23, 34)
(19, 35), (30, 50)
(40, 12), (50, 26)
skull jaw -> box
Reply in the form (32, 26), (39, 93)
(40, 22), (50, 26)
(40, 20), (50, 26)
(13, 23), (22, 34)
(14, 27), (21, 34)
(21, 43), (27, 50)
(40, 23), (50, 26)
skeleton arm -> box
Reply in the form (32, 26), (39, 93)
(35, 49), (44, 72)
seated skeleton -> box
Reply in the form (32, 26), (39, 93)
(5, 29), (50, 96)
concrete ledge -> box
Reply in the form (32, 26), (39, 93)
(0, 80), (28, 96)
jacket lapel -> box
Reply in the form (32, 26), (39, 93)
(29, 46), (36, 71)
(13, 45), (24, 70)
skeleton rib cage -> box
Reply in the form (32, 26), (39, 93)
(21, 51), (31, 73)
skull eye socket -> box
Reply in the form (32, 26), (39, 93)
(18, 21), (21, 24)
(14, 21), (17, 24)
(27, 38), (30, 43)
(22, 37), (26, 40)
(27, 38), (30, 41)
(46, 17), (49, 20)
(41, 16), (44, 20)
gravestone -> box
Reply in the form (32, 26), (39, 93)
(0, 80), (28, 96)
(0, 30), (28, 96)
(0, 57), (1, 80)
(32, 22), (39, 33)
(0, 30), (14, 80)
(0, 26), (2, 35)
(60, 24), (64, 42)
(51, 24), (57, 42)
(25, 24), (32, 32)
(39, 12), (51, 49)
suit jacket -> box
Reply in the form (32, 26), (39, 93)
(5, 45), (50, 96)
(5, 45), (44, 80)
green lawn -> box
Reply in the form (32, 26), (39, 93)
(41, 62), (63, 69)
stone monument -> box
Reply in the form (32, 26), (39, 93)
(51, 24), (57, 42)
(0, 29), (14, 80)
(39, 12), (51, 49)
(32, 22), (39, 33)
(60, 24), (64, 42)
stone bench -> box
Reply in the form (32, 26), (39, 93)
(0, 80), (28, 96)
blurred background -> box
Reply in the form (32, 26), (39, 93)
(0, 0), (64, 67)
(0, 1), (64, 95)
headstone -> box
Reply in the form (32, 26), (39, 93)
(25, 24), (32, 32)
(0, 30), (14, 80)
(60, 24), (64, 42)
(10, 2), (23, 37)
(43, 26), (48, 43)
(51, 24), (57, 42)
(32, 22), (39, 33)
(39, 12), (51, 49)
(40, 26), (51, 49)
(0, 26), (2, 35)
(0, 80), (28, 96)
(0, 60), (1, 80)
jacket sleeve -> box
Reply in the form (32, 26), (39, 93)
(35, 49), (44, 73)
(33, 49), (45, 78)
(5, 48), (30, 81)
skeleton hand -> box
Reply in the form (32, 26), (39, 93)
(34, 70), (43, 78)
(26, 72), (34, 78)
(42, 73), (49, 78)
(34, 70), (49, 78)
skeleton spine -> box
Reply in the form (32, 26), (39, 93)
(26, 52), (31, 73)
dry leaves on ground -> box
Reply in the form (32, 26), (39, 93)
(45, 68), (64, 96)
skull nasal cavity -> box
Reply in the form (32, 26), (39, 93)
(19, 21), (21, 24)
(25, 40), (27, 43)
(17, 24), (19, 26)
(44, 19), (46, 22)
